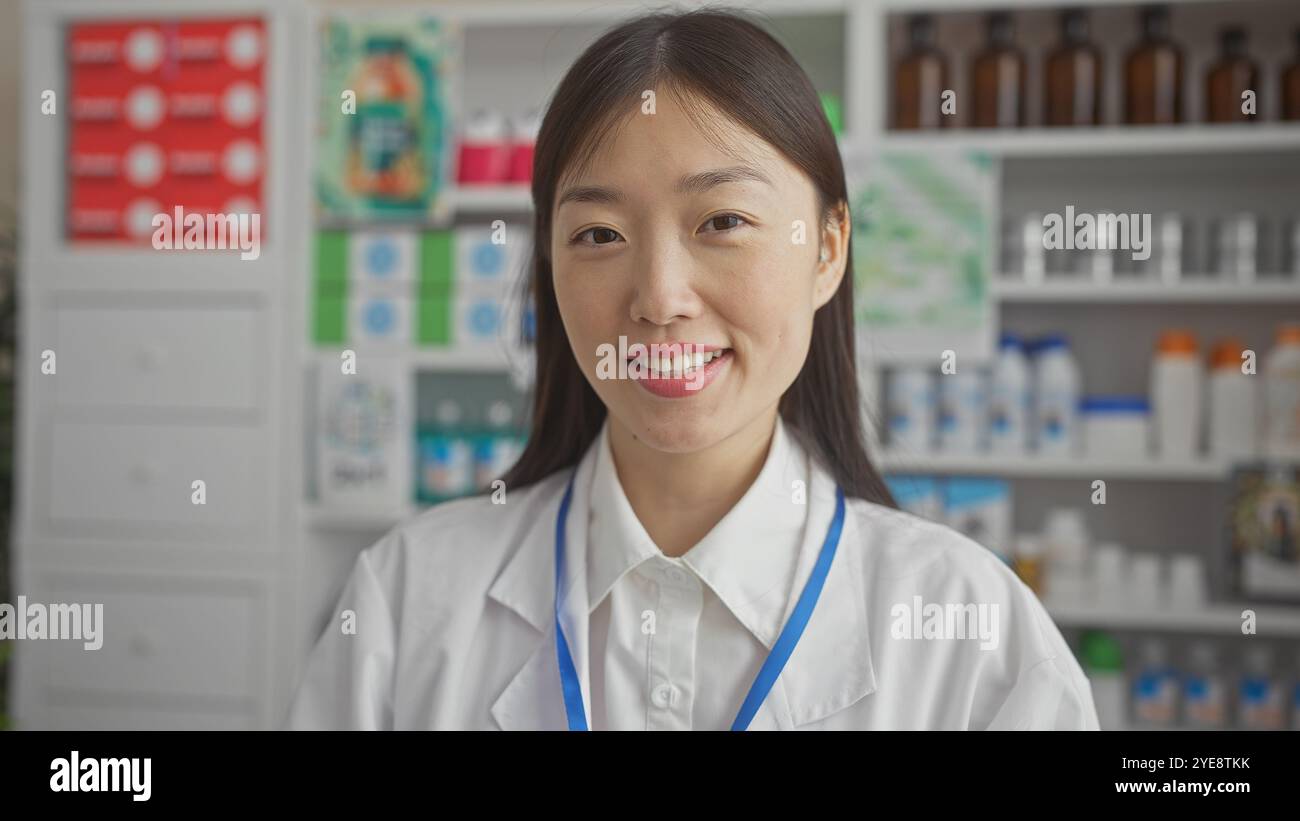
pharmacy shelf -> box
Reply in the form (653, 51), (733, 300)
(877, 451), (1229, 481)
(312, 347), (515, 373)
(992, 278), (1300, 303)
(446, 184), (533, 215)
(1044, 597), (1300, 637)
(877, 124), (1300, 157)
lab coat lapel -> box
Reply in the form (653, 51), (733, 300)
(766, 459), (878, 729)
(488, 443), (600, 730)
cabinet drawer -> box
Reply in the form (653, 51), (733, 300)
(29, 578), (265, 703)
(50, 302), (263, 413)
(37, 700), (259, 731)
(44, 421), (266, 533)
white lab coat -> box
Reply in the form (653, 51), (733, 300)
(287, 422), (1100, 730)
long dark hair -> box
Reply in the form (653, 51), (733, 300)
(500, 8), (895, 507)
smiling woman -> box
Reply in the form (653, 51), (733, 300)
(287, 8), (1100, 731)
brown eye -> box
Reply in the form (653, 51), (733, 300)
(701, 214), (745, 233)
(575, 227), (622, 245)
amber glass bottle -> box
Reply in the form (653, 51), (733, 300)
(1125, 4), (1183, 125)
(971, 12), (1026, 128)
(1045, 8), (1102, 126)
(893, 14), (948, 130)
(1279, 28), (1300, 120)
(1206, 27), (1259, 123)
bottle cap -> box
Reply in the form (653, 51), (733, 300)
(908, 14), (936, 48)
(987, 11), (1015, 46)
(1140, 4), (1172, 40)
(435, 400), (462, 427)
(1036, 333), (1069, 353)
(1209, 337), (1246, 369)
(487, 400), (514, 429)
(1277, 323), (1300, 346)
(1061, 8), (1089, 43)
(998, 331), (1025, 351)
(1220, 26), (1247, 57)
(1156, 329), (1198, 356)
(1080, 631), (1124, 672)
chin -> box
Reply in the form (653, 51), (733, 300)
(620, 403), (729, 454)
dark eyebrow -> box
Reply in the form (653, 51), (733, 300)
(555, 166), (772, 209)
(556, 185), (623, 209)
(676, 165), (773, 195)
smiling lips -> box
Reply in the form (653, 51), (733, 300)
(626, 343), (733, 398)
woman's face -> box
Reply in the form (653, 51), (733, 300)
(550, 87), (848, 454)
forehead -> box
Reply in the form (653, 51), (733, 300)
(556, 85), (793, 193)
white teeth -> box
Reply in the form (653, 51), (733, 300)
(631, 348), (727, 376)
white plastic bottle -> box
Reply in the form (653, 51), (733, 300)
(1207, 337), (1257, 460)
(937, 366), (987, 453)
(988, 333), (1030, 455)
(1183, 644), (1227, 729)
(886, 367), (934, 452)
(1032, 334), (1081, 456)
(1150, 329), (1202, 461)
(1263, 324), (1300, 458)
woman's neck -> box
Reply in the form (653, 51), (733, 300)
(606, 406), (780, 558)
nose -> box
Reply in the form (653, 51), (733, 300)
(628, 233), (702, 326)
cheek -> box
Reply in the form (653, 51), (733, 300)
(720, 242), (817, 357)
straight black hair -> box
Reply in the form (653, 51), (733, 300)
(500, 8), (895, 507)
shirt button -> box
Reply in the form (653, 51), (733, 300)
(665, 567), (688, 585)
(651, 683), (677, 709)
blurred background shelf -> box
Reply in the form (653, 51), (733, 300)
(877, 451), (1230, 480)
(1044, 597), (1300, 636)
(311, 347), (515, 373)
(992, 279), (1300, 302)
(879, 124), (1300, 156)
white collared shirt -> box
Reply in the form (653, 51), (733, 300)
(287, 416), (1100, 730)
(585, 416), (813, 730)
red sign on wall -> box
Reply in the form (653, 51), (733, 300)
(66, 18), (267, 243)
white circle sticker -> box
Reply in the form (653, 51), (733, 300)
(124, 28), (164, 72)
(125, 198), (163, 239)
(222, 140), (261, 185)
(124, 143), (164, 188)
(225, 26), (263, 69)
(125, 85), (165, 130)
(224, 197), (258, 217)
(221, 82), (260, 127)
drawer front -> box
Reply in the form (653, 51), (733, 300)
(45, 421), (266, 533)
(26, 577), (265, 703)
(51, 302), (263, 413)
(36, 701), (259, 731)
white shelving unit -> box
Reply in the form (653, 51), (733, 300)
(992, 279), (1300, 302)
(1044, 598), (1300, 637)
(879, 123), (1300, 155)
(877, 451), (1232, 480)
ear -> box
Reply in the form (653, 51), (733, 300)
(813, 201), (850, 310)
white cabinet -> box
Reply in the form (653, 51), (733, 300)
(13, 0), (305, 730)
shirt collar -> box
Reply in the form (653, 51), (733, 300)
(586, 415), (811, 647)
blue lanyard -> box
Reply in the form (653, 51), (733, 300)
(553, 471), (846, 731)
